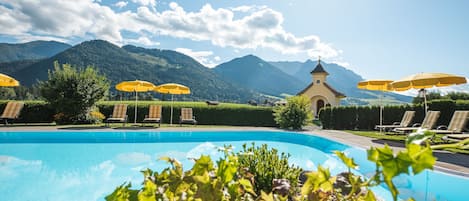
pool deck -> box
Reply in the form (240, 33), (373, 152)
(1, 125), (468, 177)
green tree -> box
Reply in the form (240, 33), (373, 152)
(445, 91), (469, 100)
(274, 95), (313, 130)
(39, 61), (109, 124)
(412, 91), (442, 104)
(0, 87), (17, 100)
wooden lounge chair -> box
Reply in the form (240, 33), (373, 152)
(393, 111), (440, 133)
(442, 134), (469, 142)
(429, 110), (469, 134)
(105, 104), (128, 127)
(142, 105), (162, 127)
(375, 111), (415, 131)
(179, 108), (197, 126)
(0, 101), (24, 125)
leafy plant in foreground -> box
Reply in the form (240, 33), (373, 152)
(107, 140), (435, 201)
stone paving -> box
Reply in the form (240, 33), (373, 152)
(1, 125), (468, 177)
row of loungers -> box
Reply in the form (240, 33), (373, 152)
(375, 110), (469, 140)
(105, 104), (197, 127)
(0, 101), (196, 127)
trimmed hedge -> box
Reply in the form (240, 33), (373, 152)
(0, 100), (276, 126)
(319, 99), (469, 130)
(97, 101), (276, 126)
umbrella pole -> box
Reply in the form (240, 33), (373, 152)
(170, 94), (174, 126)
(135, 91), (138, 125)
(423, 89), (428, 115)
(379, 92), (383, 133)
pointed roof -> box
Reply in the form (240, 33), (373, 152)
(297, 82), (346, 98)
(310, 57), (329, 75)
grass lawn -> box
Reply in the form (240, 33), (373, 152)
(344, 130), (407, 141)
(345, 130), (469, 155)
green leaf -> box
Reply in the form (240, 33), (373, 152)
(363, 190), (377, 201)
(335, 151), (358, 170)
(239, 178), (256, 196)
(105, 183), (132, 201)
(260, 191), (274, 201)
(137, 180), (157, 201)
(407, 144), (436, 174)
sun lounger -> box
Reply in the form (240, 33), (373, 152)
(442, 134), (469, 142)
(393, 111), (440, 133)
(179, 108), (197, 126)
(0, 101), (24, 125)
(105, 104), (128, 127)
(375, 111), (415, 131)
(429, 111), (469, 134)
(142, 105), (162, 127)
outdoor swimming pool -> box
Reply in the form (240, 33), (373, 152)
(0, 130), (467, 201)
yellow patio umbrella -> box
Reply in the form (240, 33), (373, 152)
(154, 83), (191, 125)
(116, 80), (156, 124)
(357, 80), (394, 131)
(0, 73), (20, 87)
(391, 73), (467, 114)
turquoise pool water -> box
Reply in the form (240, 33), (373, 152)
(0, 130), (467, 201)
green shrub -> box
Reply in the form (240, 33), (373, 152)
(38, 61), (110, 124)
(273, 95), (313, 129)
(237, 143), (302, 196)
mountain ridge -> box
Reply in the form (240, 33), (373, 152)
(0, 39), (415, 104)
(0, 40), (71, 62)
(214, 55), (306, 97)
(8, 40), (260, 102)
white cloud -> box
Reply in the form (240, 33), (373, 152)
(175, 48), (220, 68)
(115, 152), (152, 166)
(0, 1), (340, 59)
(231, 5), (254, 12)
(114, 1), (128, 8)
(132, 0), (157, 7)
(125, 36), (160, 47)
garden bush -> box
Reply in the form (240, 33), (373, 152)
(273, 95), (313, 129)
(38, 62), (109, 124)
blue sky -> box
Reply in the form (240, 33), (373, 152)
(1, 0), (468, 81)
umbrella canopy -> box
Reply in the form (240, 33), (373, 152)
(357, 79), (394, 131)
(0, 73), (20, 87)
(154, 83), (191, 125)
(391, 73), (467, 114)
(116, 80), (156, 125)
(116, 80), (156, 92)
(391, 73), (467, 91)
(153, 83), (191, 95)
(357, 80), (394, 91)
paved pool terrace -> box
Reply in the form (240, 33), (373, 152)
(1, 125), (468, 177)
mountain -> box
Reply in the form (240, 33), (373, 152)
(268, 61), (303, 75)
(270, 59), (413, 104)
(0, 41), (71, 62)
(9, 40), (259, 102)
(214, 55), (306, 97)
